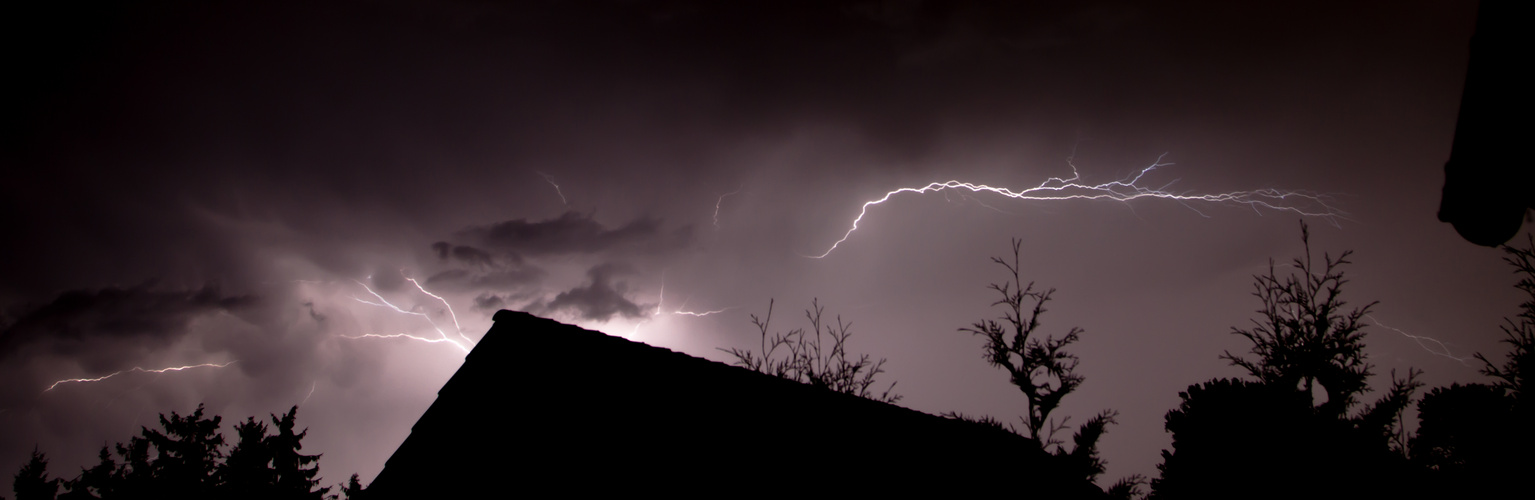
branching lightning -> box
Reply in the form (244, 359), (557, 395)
(45, 362), (237, 392)
(620, 276), (733, 339)
(536, 171), (568, 205)
(1367, 314), (1475, 367)
(405, 276), (474, 346)
(351, 280), (471, 353)
(809, 155), (1342, 258)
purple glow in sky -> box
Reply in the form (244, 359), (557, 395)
(2, 0), (1516, 489)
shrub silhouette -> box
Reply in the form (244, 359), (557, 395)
(1409, 236), (1535, 496)
(1151, 222), (1420, 499)
(722, 298), (900, 403)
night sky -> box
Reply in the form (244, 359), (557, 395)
(3, 0), (1515, 488)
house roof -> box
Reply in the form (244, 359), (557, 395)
(367, 310), (1107, 497)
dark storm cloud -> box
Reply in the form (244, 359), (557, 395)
(473, 293), (506, 311)
(544, 263), (647, 322)
(459, 211), (692, 256)
(425, 268), (545, 291)
(0, 284), (254, 367)
(425, 239), (546, 293)
(430, 242), (507, 268)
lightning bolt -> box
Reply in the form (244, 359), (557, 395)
(536, 171), (568, 205)
(809, 155), (1341, 258)
(351, 280), (471, 353)
(672, 307), (733, 317)
(671, 295), (733, 317)
(1367, 315), (1475, 367)
(405, 276), (474, 346)
(45, 362), (237, 392)
(655, 273), (665, 316)
(619, 278), (734, 339)
(341, 333), (470, 349)
(714, 186), (742, 230)
(302, 381), (318, 404)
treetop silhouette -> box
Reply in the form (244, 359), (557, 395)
(1152, 221), (1422, 499)
(1407, 236), (1535, 496)
(958, 238), (1139, 495)
(1220, 221), (1377, 417)
(15, 404), (343, 500)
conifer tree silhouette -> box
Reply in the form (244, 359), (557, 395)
(142, 404), (225, 499)
(17, 404), (348, 500)
(339, 473), (367, 500)
(267, 406), (329, 500)
(12, 449), (58, 500)
(221, 416), (277, 499)
(1410, 235), (1535, 496)
(1151, 222), (1420, 499)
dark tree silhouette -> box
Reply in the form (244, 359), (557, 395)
(266, 406), (329, 500)
(221, 417), (276, 499)
(722, 298), (900, 403)
(13, 450), (58, 500)
(958, 238), (1139, 492)
(339, 474), (367, 500)
(1479, 235), (1534, 402)
(141, 404), (224, 499)
(16, 404), (349, 500)
(56, 447), (116, 500)
(1409, 236), (1535, 497)
(1220, 222), (1376, 417)
(1151, 222), (1421, 499)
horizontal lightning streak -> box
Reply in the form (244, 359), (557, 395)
(809, 155), (1341, 258)
(340, 333), (470, 352)
(673, 307), (734, 317)
(45, 362), (237, 392)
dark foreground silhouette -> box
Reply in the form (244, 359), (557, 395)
(1150, 225), (1532, 499)
(15, 232), (1532, 499)
(10, 405), (354, 500)
(1439, 0), (1535, 246)
(367, 310), (1108, 498)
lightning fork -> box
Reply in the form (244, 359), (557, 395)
(405, 276), (474, 346)
(351, 280), (471, 353)
(809, 155), (1341, 258)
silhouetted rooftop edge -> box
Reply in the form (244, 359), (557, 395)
(369, 310), (1108, 498)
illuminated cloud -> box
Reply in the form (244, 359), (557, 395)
(544, 263), (649, 322)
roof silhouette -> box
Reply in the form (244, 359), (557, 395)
(368, 310), (1108, 497)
